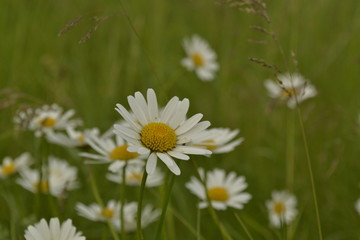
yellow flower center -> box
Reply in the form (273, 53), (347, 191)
(192, 52), (204, 67)
(194, 140), (217, 151)
(76, 134), (84, 142)
(38, 117), (57, 127)
(127, 173), (143, 182)
(109, 145), (139, 160)
(140, 123), (177, 153)
(282, 88), (298, 98)
(274, 202), (285, 214)
(2, 162), (16, 176)
(208, 187), (229, 202)
(34, 181), (49, 193)
(101, 208), (115, 219)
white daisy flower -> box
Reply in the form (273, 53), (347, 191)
(0, 152), (31, 178)
(17, 156), (79, 197)
(190, 128), (244, 154)
(186, 168), (252, 210)
(24, 218), (85, 240)
(76, 200), (120, 222)
(355, 198), (360, 215)
(114, 88), (212, 175)
(80, 132), (145, 173)
(113, 202), (160, 232)
(107, 162), (164, 187)
(15, 104), (82, 137)
(181, 35), (219, 81)
(264, 73), (317, 108)
(266, 190), (298, 228)
(46, 127), (99, 148)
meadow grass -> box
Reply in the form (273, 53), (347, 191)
(1, 0), (360, 239)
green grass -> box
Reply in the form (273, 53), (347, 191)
(1, 0), (360, 239)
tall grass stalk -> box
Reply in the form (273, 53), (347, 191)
(286, 109), (296, 191)
(136, 169), (148, 240)
(120, 163), (128, 240)
(233, 212), (254, 240)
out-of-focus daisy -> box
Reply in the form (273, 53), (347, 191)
(266, 190), (298, 228)
(17, 156), (79, 197)
(181, 35), (219, 81)
(76, 200), (120, 223)
(190, 128), (244, 154)
(0, 152), (31, 178)
(14, 104), (82, 137)
(113, 202), (160, 232)
(186, 168), (251, 210)
(46, 127), (99, 148)
(355, 198), (360, 215)
(80, 133), (145, 173)
(107, 162), (164, 187)
(264, 73), (317, 108)
(24, 218), (85, 240)
(114, 88), (211, 175)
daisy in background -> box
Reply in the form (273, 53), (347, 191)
(186, 168), (251, 210)
(0, 152), (31, 178)
(190, 128), (244, 154)
(17, 156), (79, 197)
(80, 131), (145, 173)
(24, 218), (85, 240)
(76, 200), (120, 223)
(264, 73), (317, 109)
(114, 88), (212, 175)
(14, 104), (82, 137)
(266, 190), (298, 228)
(181, 35), (219, 81)
(46, 127), (99, 148)
(107, 162), (164, 187)
(355, 198), (360, 215)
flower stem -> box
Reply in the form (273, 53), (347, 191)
(196, 203), (201, 240)
(286, 109), (296, 191)
(136, 169), (148, 240)
(120, 163), (128, 240)
(233, 212), (254, 240)
(154, 172), (176, 240)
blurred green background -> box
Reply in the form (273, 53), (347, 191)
(1, 0), (360, 239)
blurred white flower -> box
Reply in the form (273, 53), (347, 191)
(114, 88), (211, 175)
(17, 156), (79, 197)
(76, 200), (120, 222)
(190, 128), (244, 154)
(0, 152), (31, 178)
(107, 162), (164, 187)
(264, 73), (317, 108)
(24, 218), (85, 240)
(186, 168), (251, 210)
(181, 35), (219, 81)
(355, 198), (360, 215)
(46, 127), (99, 148)
(266, 190), (298, 228)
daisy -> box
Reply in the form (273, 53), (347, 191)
(264, 73), (317, 108)
(190, 128), (244, 154)
(114, 88), (212, 175)
(355, 198), (360, 215)
(186, 168), (252, 210)
(113, 202), (160, 232)
(107, 162), (164, 187)
(24, 218), (85, 240)
(181, 35), (219, 81)
(76, 200), (120, 222)
(266, 190), (298, 228)
(80, 132), (145, 173)
(0, 152), (31, 178)
(17, 156), (79, 197)
(46, 127), (99, 148)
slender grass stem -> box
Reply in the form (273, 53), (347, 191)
(286, 109), (296, 191)
(196, 203), (201, 240)
(137, 170), (148, 240)
(233, 212), (254, 240)
(154, 172), (176, 240)
(296, 107), (323, 240)
(120, 163), (128, 240)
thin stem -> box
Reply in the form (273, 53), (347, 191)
(286, 109), (296, 191)
(233, 212), (254, 240)
(196, 203), (201, 240)
(154, 173), (176, 240)
(136, 170), (148, 240)
(120, 163), (128, 240)
(296, 107), (323, 240)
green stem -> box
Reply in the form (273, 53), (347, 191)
(296, 107), (323, 240)
(233, 212), (254, 240)
(120, 163), (128, 240)
(196, 203), (201, 240)
(286, 109), (296, 191)
(137, 169), (148, 240)
(154, 173), (176, 240)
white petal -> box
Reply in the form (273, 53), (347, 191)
(175, 113), (203, 135)
(146, 153), (157, 175)
(147, 89), (159, 122)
